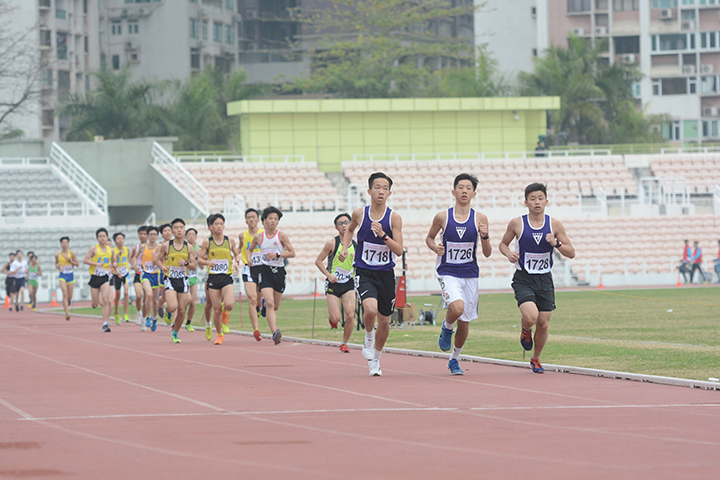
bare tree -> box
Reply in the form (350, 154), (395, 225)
(0, 0), (45, 138)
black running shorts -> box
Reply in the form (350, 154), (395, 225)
(511, 269), (555, 312)
(354, 267), (395, 317)
(88, 274), (110, 289)
(257, 265), (286, 293)
(164, 276), (189, 293)
(207, 273), (233, 291)
(326, 279), (354, 298)
(113, 274), (127, 291)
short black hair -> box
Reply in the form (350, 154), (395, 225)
(147, 226), (159, 235)
(15, 250), (22, 255)
(368, 172), (393, 190)
(96, 227), (108, 239)
(245, 208), (259, 218)
(334, 213), (351, 225)
(60, 236), (70, 243)
(185, 228), (198, 236)
(8, 252), (14, 257)
(171, 218), (185, 226)
(261, 206), (283, 221)
(206, 213), (225, 227)
(524, 183), (547, 200)
(454, 173), (479, 191)
(159, 223), (172, 233)
(112, 232), (125, 241)
(137, 225), (148, 233)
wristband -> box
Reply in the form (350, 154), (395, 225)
(382, 234), (389, 241)
(555, 240), (562, 248)
(481, 235), (489, 240)
(275, 253), (281, 259)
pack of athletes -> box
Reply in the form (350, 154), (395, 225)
(513, 214), (556, 312)
(436, 207), (480, 318)
(88, 244), (112, 288)
(241, 227), (263, 283)
(164, 241), (190, 293)
(206, 235), (233, 290)
(113, 244), (130, 290)
(354, 205), (396, 316)
(326, 236), (355, 297)
(257, 230), (286, 292)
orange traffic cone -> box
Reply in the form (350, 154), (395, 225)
(4, 295), (9, 308)
(598, 276), (605, 289)
(50, 292), (58, 307)
(676, 274), (682, 287)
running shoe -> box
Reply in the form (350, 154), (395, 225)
(166, 310), (172, 322)
(214, 334), (224, 345)
(361, 341), (374, 360)
(65, 314), (70, 321)
(438, 323), (453, 352)
(205, 326), (212, 341)
(447, 358), (464, 375)
(114, 314), (121, 325)
(520, 328), (533, 351)
(171, 331), (181, 344)
(20, 305), (23, 311)
(15, 305), (18, 312)
(260, 298), (266, 318)
(368, 359), (382, 377)
(68, 300), (71, 307)
(145, 317), (152, 328)
(123, 314), (130, 322)
(135, 311), (143, 324)
(222, 323), (230, 334)
(32, 307), (36, 312)
(253, 329), (262, 341)
(221, 308), (229, 325)
(185, 323), (194, 332)
(329, 319), (338, 329)
(272, 329), (282, 345)
(102, 324), (111, 333)
(158, 307), (164, 319)
(339, 343), (350, 354)
(164, 314), (172, 325)
(27, 303), (32, 309)
(530, 358), (544, 374)
(140, 321), (146, 332)
(151, 318), (158, 332)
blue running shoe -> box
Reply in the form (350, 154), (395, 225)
(260, 298), (266, 318)
(438, 324), (453, 352)
(530, 358), (544, 374)
(520, 328), (533, 351)
(151, 318), (158, 332)
(145, 317), (152, 327)
(447, 358), (464, 375)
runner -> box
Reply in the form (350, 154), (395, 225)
(183, 227), (199, 332)
(239, 208), (264, 341)
(83, 228), (116, 332)
(130, 226), (148, 324)
(197, 213), (240, 345)
(498, 183), (575, 374)
(55, 237), (78, 321)
(112, 232), (131, 325)
(248, 206), (295, 345)
(315, 213), (356, 353)
(27, 255), (42, 311)
(3, 252), (15, 310)
(339, 172), (404, 376)
(154, 218), (196, 344)
(137, 226), (161, 332)
(157, 223), (173, 324)
(425, 173), (492, 375)
(8, 251), (28, 312)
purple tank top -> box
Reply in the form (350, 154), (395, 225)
(354, 206), (395, 271)
(436, 207), (478, 278)
(515, 214), (554, 274)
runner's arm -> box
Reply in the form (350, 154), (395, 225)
(196, 239), (211, 268)
(153, 242), (168, 271)
(425, 211), (446, 255)
(314, 239), (335, 280)
(385, 211), (403, 257)
(549, 219), (575, 259)
(246, 234), (262, 266)
(498, 218), (520, 264)
(70, 251), (79, 267)
(54, 254), (60, 271)
(339, 208), (361, 262)
(278, 232), (295, 259)
(477, 212), (492, 258)
(83, 247), (97, 267)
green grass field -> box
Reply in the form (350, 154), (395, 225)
(69, 286), (720, 381)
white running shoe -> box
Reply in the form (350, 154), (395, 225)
(140, 322), (146, 332)
(135, 311), (143, 325)
(362, 341), (374, 360)
(368, 360), (382, 377)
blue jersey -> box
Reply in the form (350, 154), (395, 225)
(515, 214), (554, 274)
(436, 207), (479, 278)
(354, 206), (395, 271)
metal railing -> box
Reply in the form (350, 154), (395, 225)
(223, 195), (247, 218)
(0, 200), (90, 217)
(0, 157), (50, 166)
(351, 149), (613, 163)
(176, 154), (305, 164)
(150, 142), (209, 216)
(237, 193), (341, 213)
(49, 142), (108, 215)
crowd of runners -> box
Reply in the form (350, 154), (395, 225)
(2, 172), (575, 376)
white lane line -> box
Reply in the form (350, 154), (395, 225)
(0, 397), (34, 419)
(469, 403), (720, 411)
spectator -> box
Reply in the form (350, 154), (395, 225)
(714, 239), (720, 283)
(679, 239), (692, 283)
(690, 241), (707, 284)
(2, 252), (15, 307)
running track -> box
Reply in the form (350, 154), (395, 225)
(1, 309), (718, 480)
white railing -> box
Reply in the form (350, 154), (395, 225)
(143, 211), (156, 226)
(49, 142), (108, 215)
(0, 200), (91, 217)
(351, 149), (613, 162)
(239, 193), (341, 213)
(0, 157), (49, 166)
(177, 154), (305, 164)
(659, 146), (720, 154)
(223, 195), (247, 218)
(150, 142), (209, 216)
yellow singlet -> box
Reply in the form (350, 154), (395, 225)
(57, 250), (74, 274)
(114, 246), (130, 277)
(240, 228), (263, 265)
(141, 244), (159, 273)
(166, 241), (189, 279)
(207, 235), (233, 275)
(89, 244), (112, 277)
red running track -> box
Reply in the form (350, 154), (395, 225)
(1, 309), (719, 480)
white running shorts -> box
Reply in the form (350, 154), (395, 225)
(437, 275), (479, 323)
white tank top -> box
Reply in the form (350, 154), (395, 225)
(259, 230), (285, 268)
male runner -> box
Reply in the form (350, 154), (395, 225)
(3, 252), (15, 310)
(239, 208), (264, 341)
(197, 213), (240, 345)
(27, 255), (42, 311)
(499, 183), (575, 374)
(137, 226), (161, 331)
(130, 226), (147, 324)
(83, 228), (117, 332)
(248, 206), (296, 345)
(157, 223), (173, 323)
(426, 173), (492, 375)
(55, 237), (78, 320)
(340, 172), (404, 377)
(9, 251), (28, 312)
(315, 213), (356, 353)
(183, 227), (199, 332)
(112, 232), (131, 324)
(154, 218), (196, 344)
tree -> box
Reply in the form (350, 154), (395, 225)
(58, 65), (169, 141)
(428, 45), (515, 97)
(0, 0), (45, 137)
(289, 0), (475, 98)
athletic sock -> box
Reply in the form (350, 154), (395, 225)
(103, 321), (108, 326)
(206, 321), (211, 327)
(364, 332), (374, 346)
(450, 345), (463, 361)
(443, 320), (453, 331)
(373, 348), (382, 360)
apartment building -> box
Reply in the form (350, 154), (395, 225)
(477, 0), (720, 143)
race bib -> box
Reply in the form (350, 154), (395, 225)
(95, 267), (109, 277)
(524, 252), (551, 274)
(144, 261), (159, 273)
(361, 243), (391, 266)
(168, 266), (186, 279)
(189, 269), (197, 278)
(210, 259), (228, 274)
(60, 265), (72, 274)
(445, 241), (474, 265)
(251, 251), (262, 265)
(118, 266), (128, 277)
(333, 267), (352, 283)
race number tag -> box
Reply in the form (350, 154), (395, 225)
(118, 266), (128, 277)
(210, 259), (228, 274)
(361, 243), (391, 266)
(60, 265), (72, 274)
(144, 261), (159, 273)
(169, 266), (186, 279)
(445, 241), (474, 265)
(95, 267), (109, 277)
(333, 267), (352, 284)
(524, 252), (551, 274)
(251, 252), (262, 266)
(189, 269), (197, 278)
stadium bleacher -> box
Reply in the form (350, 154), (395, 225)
(0, 167), (86, 217)
(648, 155), (720, 194)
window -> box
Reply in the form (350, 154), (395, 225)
(56, 8), (66, 19)
(225, 24), (235, 45)
(202, 20), (208, 40)
(84, 36), (88, 53)
(615, 36), (640, 53)
(112, 22), (122, 35)
(190, 19), (199, 39)
(83, 0), (88, 14)
(614, 0), (638, 9)
(112, 54), (120, 70)
(213, 22), (222, 43)
(128, 21), (138, 34)
(660, 77), (689, 95)
(596, 0), (608, 8)
(702, 120), (719, 137)
(189, 0), (198, 3)
(41, 69), (53, 87)
(652, 0), (678, 7)
(700, 31), (718, 50)
(631, 81), (641, 97)
(682, 10), (696, 20)
(652, 33), (691, 51)
(532, 48), (538, 56)
(40, 29), (52, 46)
(689, 76), (697, 94)
(225, 0), (233, 10)
(85, 74), (90, 90)
(652, 78), (662, 95)
(191, 53), (200, 69)
(56, 32), (67, 60)
(700, 0), (719, 4)
(681, 0), (695, 4)
(596, 14), (609, 26)
(42, 110), (54, 127)
(568, 0), (591, 12)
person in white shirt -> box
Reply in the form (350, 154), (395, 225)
(9, 251), (28, 312)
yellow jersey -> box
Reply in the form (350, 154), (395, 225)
(141, 244), (159, 273)
(166, 241), (189, 278)
(57, 250), (74, 274)
(89, 244), (112, 277)
(207, 235), (233, 275)
(113, 246), (130, 277)
(240, 228), (263, 265)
